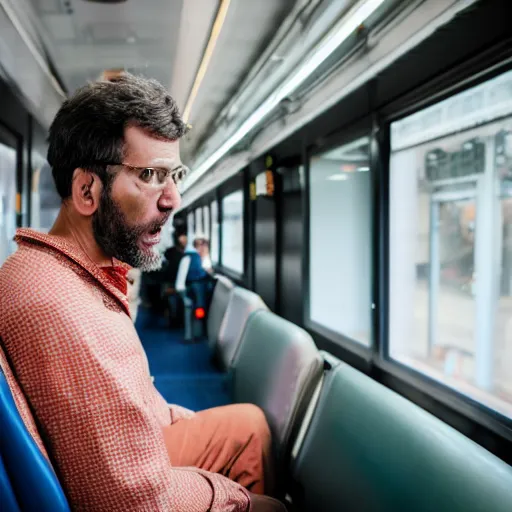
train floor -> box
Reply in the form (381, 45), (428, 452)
(135, 307), (232, 411)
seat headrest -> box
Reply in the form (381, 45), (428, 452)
(207, 275), (235, 349)
(232, 310), (323, 465)
(217, 287), (268, 369)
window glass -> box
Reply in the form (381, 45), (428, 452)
(187, 211), (194, 250)
(0, 142), (17, 266)
(195, 208), (203, 237)
(221, 190), (244, 274)
(210, 200), (219, 265)
(203, 205), (210, 241)
(389, 70), (512, 418)
(309, 136), (372, 345)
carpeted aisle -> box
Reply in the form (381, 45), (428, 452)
(135, 307), (232, 411)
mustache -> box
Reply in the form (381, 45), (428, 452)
(145, 213), (171, 233)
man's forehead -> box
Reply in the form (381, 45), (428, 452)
(124, 125), (180, 164)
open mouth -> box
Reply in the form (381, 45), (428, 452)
(140, 226), (162, 247)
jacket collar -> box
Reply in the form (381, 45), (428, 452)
(14, 229), (132, 316)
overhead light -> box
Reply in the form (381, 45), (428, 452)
(83, 0), (127, 4)
(183, 0), (232, 123)
(357, 166), (370, 172)
(183, 0), (386, 191)
(327, 174), (349, 181)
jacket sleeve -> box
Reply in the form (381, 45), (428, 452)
(2, 295), (251, 512)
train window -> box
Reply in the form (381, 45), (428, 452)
(389, 70), (512, 418)
(0, 141), (17, 266)
(195, 208), (203, 236)
(221, 190), (244, 274)
(210, 200), (219, 265)
(187, 211), (194, 248)
(203, 205), (210, 240)
(308, 136), (372, 346)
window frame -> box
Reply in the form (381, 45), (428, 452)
(217, 172), (245, 282)
(300, 57), (512, 448)
(378, 61), (512, 441)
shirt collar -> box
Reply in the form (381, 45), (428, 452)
(14, 228), (132, 315)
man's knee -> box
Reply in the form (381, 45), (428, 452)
(236, 404), (271, 440)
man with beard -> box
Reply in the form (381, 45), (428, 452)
(0, 74), (284, 512)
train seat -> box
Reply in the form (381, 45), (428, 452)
(0, 455), (19, 512)
(231, 310), (323, 484)
(215, 286), (268, 370)
(207, 274), (235, 350)
(291, 358), (512, 512)
(0, 345), (70, 512)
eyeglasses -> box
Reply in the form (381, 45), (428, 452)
(85, 161), (189, 188)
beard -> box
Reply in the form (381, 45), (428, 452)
(92, 189), (168, 272)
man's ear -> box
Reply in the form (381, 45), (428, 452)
(70, 168), (102, 216)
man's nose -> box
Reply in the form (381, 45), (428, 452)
(158, 180), (181, 212)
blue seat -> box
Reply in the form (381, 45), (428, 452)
(0, 454), (19, 512)
(0, 364), (70, 512)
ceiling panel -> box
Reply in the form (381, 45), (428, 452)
(40, 14), (76, 40)
(29, 0), (184, 92)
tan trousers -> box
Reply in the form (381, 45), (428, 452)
(163, 403), (275, 496)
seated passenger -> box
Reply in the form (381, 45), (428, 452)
(186, 237), (215, 311)
(0, 74), (284, 512)
(163, 231), (187, 325)
(164, 230), (187, 288)
(195, 236), (213, 274)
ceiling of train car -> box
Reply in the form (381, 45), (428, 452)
(26, 0), (297, 204)
(28, 0), (205, 102)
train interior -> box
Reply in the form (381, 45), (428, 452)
(0, 0), (512, 510)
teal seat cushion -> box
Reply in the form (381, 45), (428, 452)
(292, 362), (512, 512)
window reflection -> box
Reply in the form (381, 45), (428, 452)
(309, 136), (372, 346)
(221, 190), (244, 274)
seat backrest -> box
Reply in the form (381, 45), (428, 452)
(215, 286), (268, 370)
(0, 454), (20, 512)
(175, 255), (191, 293)
(207, 275), (234, 350)
(0, 347), (70, 512)
(232, 310), (323, 474)
(292, 360), (512, 512)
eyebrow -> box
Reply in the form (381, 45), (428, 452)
(149, 158), (180, 167)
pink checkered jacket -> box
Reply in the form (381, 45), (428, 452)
(0, 229), (251, 511)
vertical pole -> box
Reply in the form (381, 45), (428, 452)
(475, 136), (497, 390)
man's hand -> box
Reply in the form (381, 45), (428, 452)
(248, 492), (288, 512)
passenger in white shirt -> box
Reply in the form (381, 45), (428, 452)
(193, 237), (213, 274)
